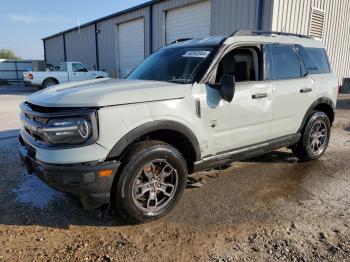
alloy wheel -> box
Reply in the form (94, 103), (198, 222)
(132, 159), (178, 214)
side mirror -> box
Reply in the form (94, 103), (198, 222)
(220, 74), (235, 102)
(207, 74), (235, 102)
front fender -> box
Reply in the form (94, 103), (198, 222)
(106, 120), (201, 161)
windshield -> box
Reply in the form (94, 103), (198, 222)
(128, 47), (214, 84)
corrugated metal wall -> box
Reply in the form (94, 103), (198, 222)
(43, 0), (350, 82)
(269, 0), (350, 82)
(211, 0), (260, 35)
(152, 0), (202, 52)
(44, 35), (65, 66)
(152, 0), (261, 51)
(64, 25), (97, 70)
(96, 6), (151, 77)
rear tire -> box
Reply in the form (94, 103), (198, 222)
(42, 79), (58, 89)
(293, 111), (331, 161)
(114, 140), (188, 224)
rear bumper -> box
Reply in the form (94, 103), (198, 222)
(19, 137), (120, 209)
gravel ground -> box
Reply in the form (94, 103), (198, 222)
(0, 91), (349, 262)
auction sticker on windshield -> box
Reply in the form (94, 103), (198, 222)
(182, 50), (211, 58)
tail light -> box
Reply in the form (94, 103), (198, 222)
(28, 73), (33, 80)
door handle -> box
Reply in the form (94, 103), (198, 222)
(300, 87), (312, 93)
(252, 93), (268, 99)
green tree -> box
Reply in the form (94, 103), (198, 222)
(0, 49), (21, 60)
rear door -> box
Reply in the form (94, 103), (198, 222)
(267, 44), (316, 139)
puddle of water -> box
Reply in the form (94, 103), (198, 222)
(12, 173), (63, 208)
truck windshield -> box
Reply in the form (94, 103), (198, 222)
(128, 47), (214, 84)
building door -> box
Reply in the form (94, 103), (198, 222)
(165, 1), (211, 44)
(118, 18), (145, 78)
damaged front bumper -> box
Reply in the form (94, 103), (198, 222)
(19, 135), (120, 209)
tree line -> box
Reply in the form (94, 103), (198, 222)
(0, 49), (21, 60)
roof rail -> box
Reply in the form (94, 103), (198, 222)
(230, 30), (312, 39)
(170, 38), (193, 44)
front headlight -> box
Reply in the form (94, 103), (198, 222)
(42, 117), (95, 145)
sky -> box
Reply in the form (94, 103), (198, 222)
(0, 0), (148, 60)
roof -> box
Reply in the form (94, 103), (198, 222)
(166, 36), (227, 48)
(43, 0), (165, 40)
(225, 34), (324, 48)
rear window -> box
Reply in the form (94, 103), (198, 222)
(297, 46), (330, 74)
(59, 63), (67, 72)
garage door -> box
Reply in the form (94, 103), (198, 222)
(166, 1), (211, 44)
(118, 18), (145, 78)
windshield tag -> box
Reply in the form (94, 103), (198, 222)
(182, 51), (210, 58)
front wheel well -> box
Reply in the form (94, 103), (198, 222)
(117, 129), (198, 174)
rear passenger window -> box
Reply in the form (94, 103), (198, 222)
(269, 45), (302, 80)
(305, 48), (331, 74)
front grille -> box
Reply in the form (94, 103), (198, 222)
(20, 102), (51, 144)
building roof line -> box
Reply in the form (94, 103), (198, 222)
(42, 0), (163, 40)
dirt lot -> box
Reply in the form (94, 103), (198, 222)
(0, 89), (349, 261)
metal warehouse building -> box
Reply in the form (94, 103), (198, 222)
(43, 0), (350, 83)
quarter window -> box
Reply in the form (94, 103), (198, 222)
(269, 45), (302, 80)
(296, 45), (320, 74)
(296, 46), (331, 74)
(305, 48), (330, 74)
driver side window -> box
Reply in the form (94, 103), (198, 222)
(214, 47), (261, 84)
(72, 63), (88, 73)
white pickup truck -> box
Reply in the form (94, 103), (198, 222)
(23, 62), (109, 89)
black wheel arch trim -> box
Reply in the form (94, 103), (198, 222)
(43, 77), (59, 86)
(298, 97), (335, 133)
(106, 120), (201, 161)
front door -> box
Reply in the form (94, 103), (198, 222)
(71, 63), (91, 82)
(201, 46), (273, 154)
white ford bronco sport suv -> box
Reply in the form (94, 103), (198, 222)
(19, 31), (338, 223)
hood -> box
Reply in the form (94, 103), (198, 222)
(27, 78), (191, 107)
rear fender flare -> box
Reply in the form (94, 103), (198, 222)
(298, 97), (335, 132)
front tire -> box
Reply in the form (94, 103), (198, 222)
(114, 140), (188, 224)
(293, 111), (331, 161)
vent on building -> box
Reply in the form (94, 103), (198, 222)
(309, 7), (325, 39)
